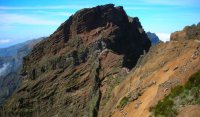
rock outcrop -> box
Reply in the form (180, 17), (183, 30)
(171, 23), (200, 41)
(1, 4), (151, 117)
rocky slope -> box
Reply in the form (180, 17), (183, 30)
(1, 4), (151, 117)
(109, 23), (200, 117)
(111, 40), (200, 117)
(171, 23), (200, 41)
(0, 38), (43, 105)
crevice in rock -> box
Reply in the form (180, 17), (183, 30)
(89, 58), (102, 117)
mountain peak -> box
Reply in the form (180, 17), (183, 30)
(2, 4), (151, 117)
(26, 4), (151, 68)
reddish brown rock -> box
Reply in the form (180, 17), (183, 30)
(2, 4), (151, 117)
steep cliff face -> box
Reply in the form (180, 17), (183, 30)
(2, 4), (151, 117)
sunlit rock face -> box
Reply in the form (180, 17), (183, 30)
(171, 23), (200, 41)
(1, 4), (151, 117)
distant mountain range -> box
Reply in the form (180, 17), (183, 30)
(146, 32), (162, 45)
(0, 39), (43, 57)
(0, 38), (43, 105)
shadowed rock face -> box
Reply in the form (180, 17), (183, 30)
(171, 23), (200, 41)
(2, 4), (151, 117)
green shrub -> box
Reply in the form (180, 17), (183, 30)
(118, 97), (129, 109)
(187, 70), (200, 86)
(190, 87), (198, 95)
(170, 86), (183, 98)
(197, 98), (200, 104)
(150, 70), (200, 117)
(152, 98), (176, 117)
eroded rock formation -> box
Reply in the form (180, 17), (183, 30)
(1, 4), (151, 117)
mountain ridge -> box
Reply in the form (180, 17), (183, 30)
(1, 4), (200, 117)
(1, 4), (151, 117)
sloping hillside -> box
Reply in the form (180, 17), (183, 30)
(0, 38), (43, 105)
(108, 23), (200, 117)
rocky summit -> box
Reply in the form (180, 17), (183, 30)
(171, 23), (200, 41)
(1, 4), (151, 117)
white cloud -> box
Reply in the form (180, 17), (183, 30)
(0, 63), (10, 76)
(0, 25), (13, 31)
(35, 11), (73, 17)
(0, 5), (91, 10)
(0, 13), (60, 25)
(145, 0), (179, 5)
(0, 39), (10, 44)
(56, 12), (73, 16)
(156, 33), (170, 42)
(144, 0), (200, 6)
(124, 6), (150, 10)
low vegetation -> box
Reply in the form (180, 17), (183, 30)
(150, 70), (200, 117)
(117, 97), (129, 109)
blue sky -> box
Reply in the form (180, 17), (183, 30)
(0, 0), (200, 48)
